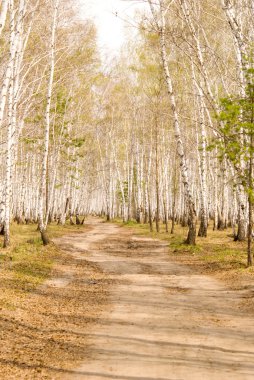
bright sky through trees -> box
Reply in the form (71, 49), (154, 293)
(79, 0), (147, 54)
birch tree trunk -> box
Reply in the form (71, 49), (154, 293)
(179, 0), (217, 107)
(3, 0), (18, 247)
(0, 0), (9, 36)
(221, 0), (247, 92)
(192, 65), (208, 237)
(221, 0), (248, 240)
(155, 117), (160, 232)
(148, 0), (197, 244)
(147, 129), (153, 232)
(38, 0), (59, 245)
(127, 148), (134, 221)
(171, 149), (178, 234)
(135, 142), (142, 223)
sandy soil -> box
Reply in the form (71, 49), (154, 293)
(55, 219), (254, 380)
(1, 218), (254, 379)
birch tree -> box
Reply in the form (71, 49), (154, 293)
(38, 0), (59, 245)
(0, 0), (9, 36)
(3, 0), (30, 247)
(148, 0), (197, 244)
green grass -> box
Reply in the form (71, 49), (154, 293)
(0, 221), (88, 297)
(11, 242), (53, 292)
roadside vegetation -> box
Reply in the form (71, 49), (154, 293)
(0, 222), (87, 311)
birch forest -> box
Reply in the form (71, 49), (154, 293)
(2, 0), (254, 378)
(1, 0), (254, 264)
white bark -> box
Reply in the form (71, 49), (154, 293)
(221, 0), (247, 93)
(0, 0), (9, 35)
(148, 0), (197, 243)
(192, 62), (208, 236)
(3, 0), (15, 247)
(38, 0), (59, 239)
(179, 0), (219, 113)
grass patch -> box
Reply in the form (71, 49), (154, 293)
(0, 220), (88, 306)
(170, 239), (202, 254)
(12, 244), (54, 292)
(122, 220), (138, 227)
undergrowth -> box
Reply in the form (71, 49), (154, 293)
(0, 221), (88, 309)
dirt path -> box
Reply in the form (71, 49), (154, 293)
(55, 219), (254, 380)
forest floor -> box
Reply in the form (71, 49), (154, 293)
(0, 221), (111, 379)
(0, 218), (254, 379)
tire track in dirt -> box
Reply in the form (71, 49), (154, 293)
(56, 219), (254, 380)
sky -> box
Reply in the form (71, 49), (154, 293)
(79, 0), (148, 56)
